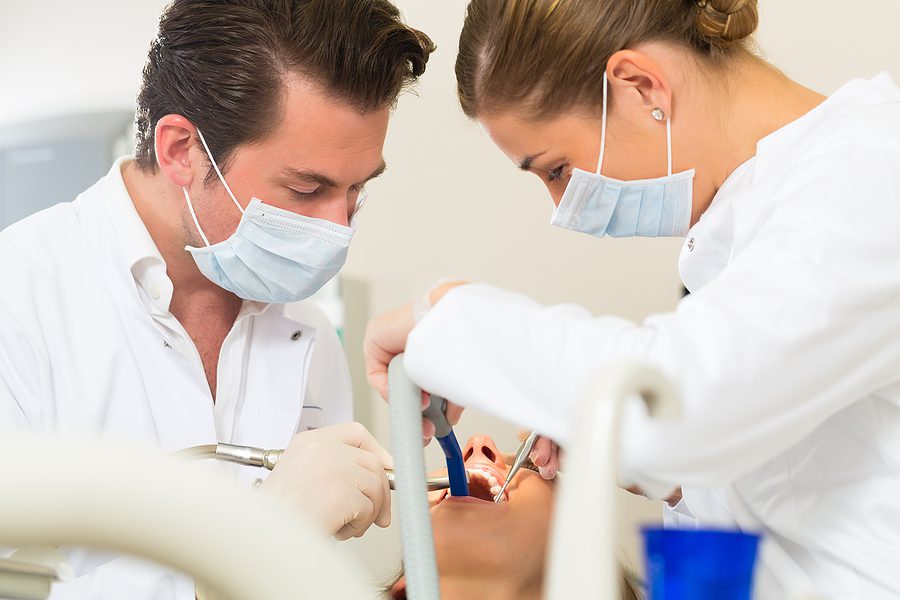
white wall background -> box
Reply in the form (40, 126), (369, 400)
(3, 0), (899, 588)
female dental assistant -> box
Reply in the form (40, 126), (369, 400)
(364, 0), (900, 598)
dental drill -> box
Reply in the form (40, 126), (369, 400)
(177, 354), (461, 600)
(177, 443), (469, 492)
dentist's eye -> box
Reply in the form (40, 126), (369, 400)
(547, 164), (567, 183)
(288, 187), (321, 200)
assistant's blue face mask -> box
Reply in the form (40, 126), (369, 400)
(551, 73), (694, 238)
(183, 129), (362, 303)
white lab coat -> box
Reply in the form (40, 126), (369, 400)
(0, 159), (353, 599)
(405, 73), (900, 599)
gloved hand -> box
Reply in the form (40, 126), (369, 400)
(261, 422), (393, 541)
(364, 281), (468, 445)
(520, 428), (561, 480)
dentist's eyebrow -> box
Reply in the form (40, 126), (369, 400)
(282, 161), (387, 188)
(362, 161), (388, 184)
(518, 151), (546, 171)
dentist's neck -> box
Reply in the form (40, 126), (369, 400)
(121, 160), (240, 310)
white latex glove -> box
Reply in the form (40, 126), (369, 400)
(261, 422), (393, 541)
(518, 428), (561, 480)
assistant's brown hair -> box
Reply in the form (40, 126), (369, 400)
(456, 0), (758, 120)
(134, 0), (435, 176)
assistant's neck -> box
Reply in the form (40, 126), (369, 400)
(686, 57), (827, 225)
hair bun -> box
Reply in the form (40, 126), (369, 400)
(695, 0), (759, 44)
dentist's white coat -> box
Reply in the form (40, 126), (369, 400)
(0, 160), (353, 599)
(406, 74), (900, 599)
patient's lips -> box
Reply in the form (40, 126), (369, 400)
(432, 435), (519, 506)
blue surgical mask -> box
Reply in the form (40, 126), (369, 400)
(183, 129), (361, 303)
(551, 74), (694, 238)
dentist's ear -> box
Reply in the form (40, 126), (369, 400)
(606, 49), (673, 123)
(155, 114), (198, 188)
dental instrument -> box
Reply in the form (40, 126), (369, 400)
(177, 443), (469, 492)
(493, 430), (539, 502)
(421, 394), (470, 497)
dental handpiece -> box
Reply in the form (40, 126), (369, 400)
(494, 431), (539, 502)
(178, 443), (470, 491)
(384, 469), (472, 492)
(422, 395), (470, 497)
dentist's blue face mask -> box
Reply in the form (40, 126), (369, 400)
(551, 74), (694, 238)
(183, 129), (362, 303)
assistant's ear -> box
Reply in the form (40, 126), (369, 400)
(606, 50), (672, 121)
(154, 114), (200, 188)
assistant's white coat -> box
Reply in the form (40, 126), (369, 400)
(406, 74), (900, 599)
(0, 160), (353, 599)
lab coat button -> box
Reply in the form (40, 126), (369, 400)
(150, 286), (161, 300)
(291, 330), (303, 341)
(252, 478), (264, 489)
(687, 237), (695, 252)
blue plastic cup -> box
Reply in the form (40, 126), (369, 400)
(642, 527), (761, 600)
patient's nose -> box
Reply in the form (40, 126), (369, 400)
(462, 435), (504, 468)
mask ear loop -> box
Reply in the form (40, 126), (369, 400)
(666, 116), (673, 176)
(195, 128), (245, 216)
(596, 73), (609, 175)
(183, 187), (211, 247)
(598, 73), (674, 177)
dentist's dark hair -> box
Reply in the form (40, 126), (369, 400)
(456, 0), (758, 120)
(134, 0), (435, 177)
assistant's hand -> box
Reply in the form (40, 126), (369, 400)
(364, 302), (416, 401)
(364, 281), (469, 432)
(261, 422), (393, 541)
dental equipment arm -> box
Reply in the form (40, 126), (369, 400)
(389, 354), (441, 600)
(547, 362), (681, 600)
(0, 436), (369, 600)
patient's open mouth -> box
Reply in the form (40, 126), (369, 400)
(467, 467), (505, 501)
(435, 462), (509, 505)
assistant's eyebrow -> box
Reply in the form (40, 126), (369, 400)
(282, 161), (387, 189)
(518, 151), (546, 171)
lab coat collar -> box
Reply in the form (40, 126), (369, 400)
(755, 72), (900, 171)
(100, 157), (272, 318)
(680, 73), (900, 292)
(101, 157), (173, 313)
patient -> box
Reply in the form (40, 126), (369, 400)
(388, 434), (641, 600)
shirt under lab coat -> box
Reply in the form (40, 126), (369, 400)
(405, 73), (900, 599)
(0, 158), (353, 598)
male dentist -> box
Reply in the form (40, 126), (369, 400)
(0, 0), (434, 597)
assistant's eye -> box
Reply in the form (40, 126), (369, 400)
(547, 164), (568, 183)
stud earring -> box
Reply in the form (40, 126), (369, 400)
(651, 108), (666, 121)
